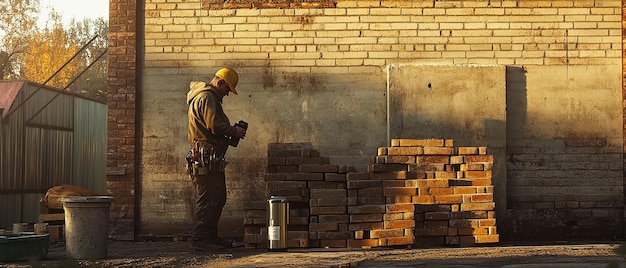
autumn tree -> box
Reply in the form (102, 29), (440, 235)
(21, 12), (108, 100)
(1, 0), (108, 102)
(0, 0), (40, 79)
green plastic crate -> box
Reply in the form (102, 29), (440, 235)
(0, 232), (50, 262)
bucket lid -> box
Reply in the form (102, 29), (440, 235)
(60, 196), (114, 203)
(268, 196), (287, 203)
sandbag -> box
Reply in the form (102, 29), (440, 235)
(42, 185), (99, 210)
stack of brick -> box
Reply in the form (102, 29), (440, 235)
(243, 139), (499, 249)
(379, 139), (498, 247)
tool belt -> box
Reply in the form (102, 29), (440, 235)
(185, 142), (227, 176)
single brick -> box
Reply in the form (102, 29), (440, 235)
(383, 187), (417, 197)
(318, 231), (351, 240)
(338, 165), (356, 174)
(445, 236), (460, 245)
(347, 180), (382, 189)
(287, 157), (329, 165)
(386, 203), (415, 213)
(370, 171), (408, 180)
(348, 222), (384, 231)
(449, 219), (480, 228)
(293, 172), (324, 181)
(354, 230), (365, 239)
(268, 157), (286, 165)
(435, 195), (463, 204)
(478, 219), (497, 227)
(412, 195), (434, 204)
(310, 189), (347, 198)
(266, 181), (307, 189)
(309, 222), (338, 231)
(461, 202), (495, 211)
(275, 164), (303, 172)
(447, 228), (458, 236)
(435, 171), (457, 179)
(384, 236), (414, 246)
(470, 178), (493, 186)
(383, 180), (408, 188)
(383, 213), (404, 221)
(457, 147), (479, 155)
(459, 236), (476, 247)
(308, 181), (345, 189)
(348, 196), (386, 206)
(424, 146), (454, 155)
(325, 173), (347, 182)
(369, 163), (409, 173)
(346, 172), (371, 181)
(417, 156), (450, 164)
(348, 239), (379, 248)
(450, 156), (464, 164)
(310, 206), (347, 215)
(386, 155), (416, 164)
(465, 171), (492, 178)
(475, 234), (499, 243)
(414, 226), (448, 236)
(388, 147), (424, 155)
(464, 155), (494, 163)
(357, 187), (383, 196)
(315, 197), (349, 207)
(429, 187), (454, 195)
(417, 179), (449, 188)
(425, 212), (451, 221)
(348, 205), (387, 214)
(370, 228), (405, 238)
(350, 213), (383, 223)
(470, 193), (494, 203)
(299, 164), (339, 173)
(384, 220), (415, 229)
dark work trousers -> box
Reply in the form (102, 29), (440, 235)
(191, 171), (227, 242)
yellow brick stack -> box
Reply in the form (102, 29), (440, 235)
(244, 139), (498, 249)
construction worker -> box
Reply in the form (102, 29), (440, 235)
(186, 67), (247, 251)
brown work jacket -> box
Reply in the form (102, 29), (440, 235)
(187, 81), (235, 155)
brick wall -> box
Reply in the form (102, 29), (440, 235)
(245, 140), (498, 248)
(107, 0), (137, 240)
(106, 0), (624, 240)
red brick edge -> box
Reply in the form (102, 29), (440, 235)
(107, 0), (138, 241)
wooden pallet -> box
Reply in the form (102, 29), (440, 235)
(39, 199), (65, 223)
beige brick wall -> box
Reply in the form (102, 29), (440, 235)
(138, 0), (623, 240)
(143, 0), (620, 69)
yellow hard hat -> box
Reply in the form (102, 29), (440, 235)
(215, 67), (238, 95)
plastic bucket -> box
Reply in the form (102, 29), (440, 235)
(61, 196), (113, 259)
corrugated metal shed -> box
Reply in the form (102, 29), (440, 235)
(0, 80), (106, 229)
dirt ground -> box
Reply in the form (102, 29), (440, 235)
(1, 240), (625, 268)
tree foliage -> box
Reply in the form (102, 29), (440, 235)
(0, 0), (108, 102)
(0, 0), (40, 79)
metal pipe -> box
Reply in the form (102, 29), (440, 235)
(26, 48), (107, 124)
(6, 35), (99, 117)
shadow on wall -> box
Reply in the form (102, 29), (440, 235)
(503, 65), (623, 241)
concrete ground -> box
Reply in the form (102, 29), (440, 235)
(1, 240), (625, 268)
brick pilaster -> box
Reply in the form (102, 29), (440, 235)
(622, 0), (626, 240)
(107, 0), (138, 240)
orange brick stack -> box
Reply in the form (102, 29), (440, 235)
(243, 139), (499, 249)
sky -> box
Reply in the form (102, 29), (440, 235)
(38, 0), (109, 27)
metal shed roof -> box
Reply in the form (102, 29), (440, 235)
(0, 81), (25, 118)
